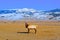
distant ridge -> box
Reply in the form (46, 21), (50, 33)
(0, 8), (60, 14)
(48, 8), (60, 12)
(0, 10), (16, 14)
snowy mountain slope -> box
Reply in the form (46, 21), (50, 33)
(0, 8), (60, 21)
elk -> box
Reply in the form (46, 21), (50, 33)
(25, 22), (37, 33)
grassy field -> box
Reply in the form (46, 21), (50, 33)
(0, 20), (60, 40)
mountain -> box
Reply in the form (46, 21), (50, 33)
(0, 8), (60, 21)
(44, 9), (60, 20)
(49, 9), (60, 12)
(0, 10), (16, 14)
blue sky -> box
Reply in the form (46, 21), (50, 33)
(0, 0), (60, 10)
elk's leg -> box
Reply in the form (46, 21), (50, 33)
(34, 28), (37, 34)
(28, 28), (29, 33)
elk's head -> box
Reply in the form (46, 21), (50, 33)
(25, 22), (29, 28)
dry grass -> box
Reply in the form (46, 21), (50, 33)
(0, 20), (60, 40)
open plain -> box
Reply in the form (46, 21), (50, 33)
(0, 20), (60, 40)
